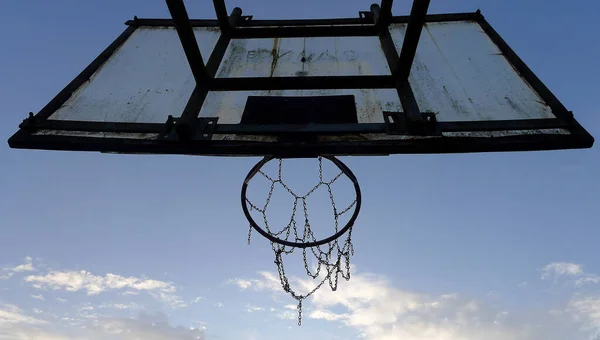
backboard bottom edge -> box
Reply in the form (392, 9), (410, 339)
(8, 131), (594, 158)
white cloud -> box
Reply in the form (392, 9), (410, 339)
(303, 272), (548, 340)
(235, 269), (585, 340)
(122, 290), (139, 296)
(277, 310), (297, 320)
(246, 305), (265, 312)
(464, 300), (479, 312)
(24, 268), (188, 309)
(309, 309), (348, 321)
(13, 257), (36, 273)
(440, 293), (458, 300)
(78, 304), (95, 312)
(541, 262), (584, 279)
(0, 272), (14, 280)
(497, 311), (509, 317)
(0, 325), (70, 340)
(24, 269), (185, 306)
(576, 275), (600, 286)
(0, 306), (67, 339)
(25, 270), (175, 295)
(1, 257), (36, 280)
(86, 313), (206, 339)
(150, 291), (188, 309)
(541, 262), (600, 289)
(56, 297), (67, 303)
(233, 279), (252, 289)
(31, 294), (45, 301)
(568, 296), (600, 330)
(215, 302), (224, 308)
(191, 297), (203, 304)
(0, 309), (205, 340)
(98, 303), (140, 310)
(0, 303), (48, 325)
(230, 272), (282, 292)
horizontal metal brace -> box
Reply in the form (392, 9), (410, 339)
(124, 12), (479, 28)
(26, 117), (572, 136)
(232, 25), (378, 38)
(9, 129), (592, 158)
(209, 75), (396, 91)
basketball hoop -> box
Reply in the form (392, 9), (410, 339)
(241, 156), (361, 325)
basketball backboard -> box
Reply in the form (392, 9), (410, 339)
(8, 0), (594, 157)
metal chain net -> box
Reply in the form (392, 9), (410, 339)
(245, 157), (357, 325)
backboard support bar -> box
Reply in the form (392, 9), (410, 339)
(397, 0), (431, 81)
(373, 0), (428, 133)
(166, 0), (208, 84)
(167, 0), (242, 140)
(213, 0), (232, 33)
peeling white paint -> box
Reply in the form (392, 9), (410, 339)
(390, 21), (556, 122)
(45, 22), (565, 144)
(34, 130), (159, 140)
(49, 27), (220, 124)
(216, 36), (390, 78)
(442, 128), (568, 138)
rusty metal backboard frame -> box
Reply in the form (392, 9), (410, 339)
(8, 0), (594, 157)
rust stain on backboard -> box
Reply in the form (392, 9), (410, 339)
(270, 37), (280, 77)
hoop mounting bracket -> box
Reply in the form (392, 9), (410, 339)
(383, 111), (440, 136)
(19, 112), (37, 131)
(358, 11), (374, 21)
(160, 116), (218, 141)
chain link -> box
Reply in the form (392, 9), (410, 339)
(246, 157), (358, 326)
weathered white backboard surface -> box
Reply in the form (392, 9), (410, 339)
(9, 13), (594, 156)
(50, 27), (220, 125)
(45, 22), (555, 127)
(392, 22), (556, 122)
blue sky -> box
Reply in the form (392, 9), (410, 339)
(1, 0), (599, 339)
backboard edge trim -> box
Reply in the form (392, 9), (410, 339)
(7, 132), (594, 158)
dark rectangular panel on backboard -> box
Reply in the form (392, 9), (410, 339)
(240, 96), (358, 125)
